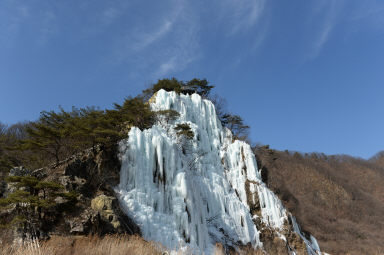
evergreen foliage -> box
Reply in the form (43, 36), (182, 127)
(208, 94), (250, 141)
(14, 96), (155, 167)
(0, 122), (30, 174)
(0, 175), (77, 230)
(69, 107), (121, 153)
(110, 96), (156, 130)
(156, 110), (180, 125)
(142, 78), (183, 99)
(220, 114), (250, 141)
(174, 123), (194, 140)
(185, 78), (214, 97)
(21, 108), (72, 164)
(142, 78), (214, 100)
(0, 78), (249, 173)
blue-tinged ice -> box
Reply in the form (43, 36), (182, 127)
(116, 90), (323, 254)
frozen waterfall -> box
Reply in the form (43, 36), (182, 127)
(116, 89), (322, 254)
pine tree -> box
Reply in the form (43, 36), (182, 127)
(184, 78), (214, 97)
(221, 114), (250, 141)
(174, 123), (194, 140)
(110, 96), (156, 131)
(0, 176), (77, 232)
(142, 78), (183, 100)
(22, 108), (73, 164)
(156, 109), (180, 125)
(70, 107), (121, 153)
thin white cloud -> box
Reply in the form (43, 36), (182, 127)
(313, 20), (333, 56)
(155, 32), (199, 77)
(0, 1), (60, 46)
(306, 0), (384, 61)
(218, 0), (266, 35)
(348, 1), (384, 33)
(308, 1), (344, 59)
(129, 20), (173, 52)
(102, 8), (120, 26)
(110, 0), (200, 78)
(0, 1), (30, 46)
(157, 56), (178, 76)
(37, 10), (57, 45)
(349, 1), (384, 21)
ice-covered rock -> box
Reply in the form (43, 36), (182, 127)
(116, 90), (323, 254)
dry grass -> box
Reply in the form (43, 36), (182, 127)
(0, 235), (163, 255)
(0, 235), (269, 255)
(254, 146), (384, 255)
(213, 243), (265, 255)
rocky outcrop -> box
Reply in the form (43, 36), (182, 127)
(55, 146), (140, 237)
(0, 145), (140, 243)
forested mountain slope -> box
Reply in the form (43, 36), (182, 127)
(254, 147), (384, 254)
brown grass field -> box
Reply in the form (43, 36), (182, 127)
(0, 235), (267, 255)
(0, 235), (162, 255)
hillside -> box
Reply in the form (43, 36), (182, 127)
(1, 78), (382, 254)
(254, 146), (384, 254)
(0, 83), (325, 255)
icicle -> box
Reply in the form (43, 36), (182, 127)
(116, 89), (322, 254)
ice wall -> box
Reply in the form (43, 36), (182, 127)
(116, 90), (322, 254)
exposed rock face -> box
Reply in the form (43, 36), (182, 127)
(91, 195), (120, 229)
(9, 166), (32, 177)
(56, 146), (140, 236)
(0, 145), (140, 243)
(90, 194), (138, 234)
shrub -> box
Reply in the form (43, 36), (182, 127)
(174, 123), (194, 140)
(156, 110), (180, 125)
(0, 175), (77, 236)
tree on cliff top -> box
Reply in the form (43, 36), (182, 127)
(185, 78), (214, 97)
(142, 78), (214, 100)
(221, 114), (250, 141)
(109, 96), (156, 130)
(21, 109), (71, 164)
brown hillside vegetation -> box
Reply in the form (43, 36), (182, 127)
(0, 235), (162, 255)
(254, 146), (384, 255)
(0, 235), (265, 255)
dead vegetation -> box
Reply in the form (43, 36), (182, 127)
(0, 235), (162, 255)
(254, 146), (384, 255)
(0, 235), (270, 255)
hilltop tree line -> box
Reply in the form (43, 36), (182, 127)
(0, 78), (249, 175)
(0, 98), (155, 173)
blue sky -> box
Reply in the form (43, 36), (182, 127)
(1, 0), (383, 158)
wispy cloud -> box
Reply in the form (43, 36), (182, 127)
(0, 0), (268, 80)
(110, 0), (200, 78)
(218, 0), (266, 35)
(308, 1), (344, 59)
(101, 8), (120, 27)
(348, 1), (384, 33)
(0, 0), (30, 46)
(128, 20), (173, 52)
(37, 10), (57, 45)
(0, 0), (60, 47)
